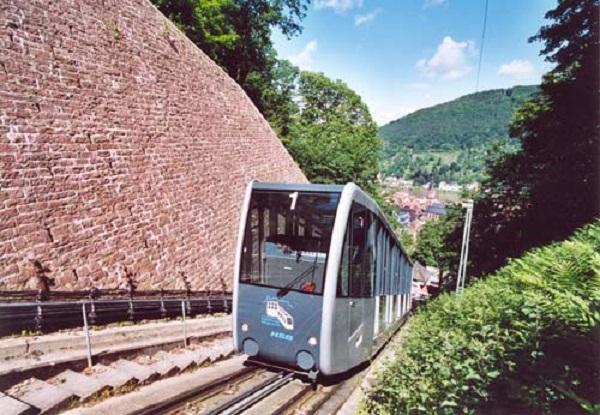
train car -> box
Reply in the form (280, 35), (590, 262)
(233, 181), (413, 379)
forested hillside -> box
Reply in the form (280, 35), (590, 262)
(380, 85), (538, 152)
(379, 85), (538, 184)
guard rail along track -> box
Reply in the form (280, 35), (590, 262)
(0, 289), (232, 336)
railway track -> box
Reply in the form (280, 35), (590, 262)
(137, 316), (412, 415)
(137, 367), (338, 415)
(142, 363), (362, 415)
(203, 371), (300, 415)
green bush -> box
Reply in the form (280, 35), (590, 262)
(362, 220), (600, 414)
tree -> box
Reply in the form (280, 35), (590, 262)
(397, 226), (416, 256)
(414, 207), (462, 284)
(151, 0), (309, 134)
(257, 58), (300, 137)
(285, 71), (381, 193)
(414, 220), (451, 281)
(152, 0), (239, 57)
(468, 0), (599, 276)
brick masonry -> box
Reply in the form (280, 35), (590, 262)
(0, 0), (307, 290)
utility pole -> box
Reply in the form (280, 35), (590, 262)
(456, 199), (474, 294)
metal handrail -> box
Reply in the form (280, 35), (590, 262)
(0, 292), (232, 337)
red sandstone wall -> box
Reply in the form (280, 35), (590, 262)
(0, 0), (307, 291)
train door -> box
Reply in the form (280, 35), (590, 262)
(346, 203), (371, 365)
(375, 221), (385, 336)
(380, 234), (389, 331)
(348, 204), (367, 364)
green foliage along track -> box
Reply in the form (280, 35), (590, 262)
(362, 220), (600, 414)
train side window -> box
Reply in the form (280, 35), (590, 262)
(399, 255), (404, 294)
(382, 234), (389, 295)
(402, 258), (412, 294)
(390, 245), (394, 294)
(404, 258), (412, 294)
(402, 256), (409, 294)
(400, 256), (412, 294)
(337, 228), (349, 297)
(390, 240), (395, 295)
(392, 246), (400, 294)
(241, 207), (258, 281)
(396, 248), (401, 294)
(365, 212), (376, 297)
(405, 257), (410, 294)
(349, 203), (367, 297)
(389, 240), (395, 294)
(375, 220), (384, 296)
(390, 245), (395, 295)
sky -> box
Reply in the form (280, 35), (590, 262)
(272, 0), (556, 126)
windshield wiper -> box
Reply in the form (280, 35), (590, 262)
(276, 263), (317, 298)
(276, 240), (322, 298)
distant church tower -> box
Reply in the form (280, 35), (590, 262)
(427, 179), (437, 201)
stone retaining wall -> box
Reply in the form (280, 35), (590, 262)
(0, 0), (307, 290)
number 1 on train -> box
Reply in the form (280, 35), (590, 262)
(289, 192), (298, 210)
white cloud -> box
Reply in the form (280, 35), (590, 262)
(355, 8), (381, 26)
(425, 0), (447, 7)
(416, 36), (476, 80)
(314, 0), (363, 13)
(498, 60), (536, 80)
(376, 105), (420, 125)
(289, 40), (318, 70)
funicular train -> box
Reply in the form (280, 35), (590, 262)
(233, 181), (413, 379)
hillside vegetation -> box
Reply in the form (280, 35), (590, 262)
(380, 85), (538, 152)
(362, 220), (600, 414)
(379, 85), (538, 184)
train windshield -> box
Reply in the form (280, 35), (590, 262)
(239, 190), (340, 295)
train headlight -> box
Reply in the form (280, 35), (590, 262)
(242, 338), (259, 356)
(241, 323), (249, 332)
(296, 350), (315, 370)
(308, 336), (318, 346)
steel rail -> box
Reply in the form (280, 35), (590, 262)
(270, 382), (314, 415)
(204, 371), (295, 415)
(133, 366), (260, 415)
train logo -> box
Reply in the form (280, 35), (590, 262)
(265, 300), (294, 331)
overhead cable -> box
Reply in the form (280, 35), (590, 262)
(475, 0), (490, 92)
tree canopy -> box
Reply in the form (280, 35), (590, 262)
(466, 0), (599, 276)
(284, 71), (381, 193)
(413, 206), (462, 283)
(151, 0), (309, 136)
